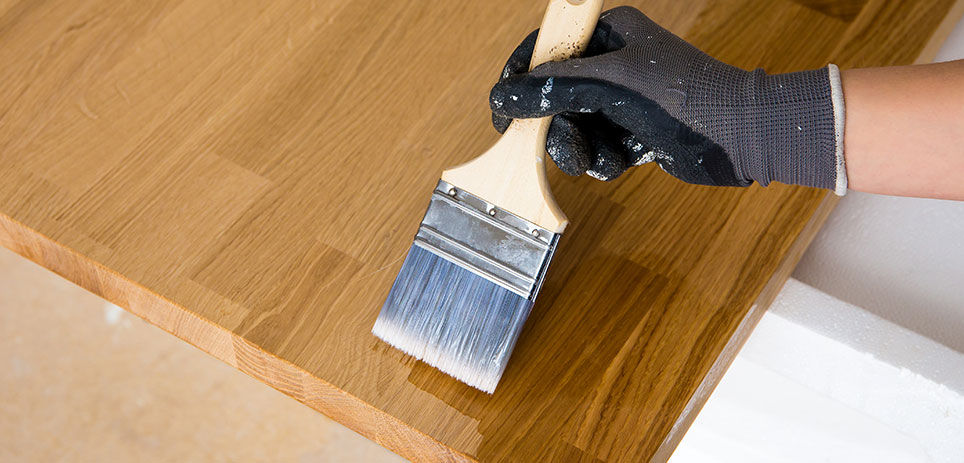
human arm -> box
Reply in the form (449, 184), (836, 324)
(841, 61), (964, 199)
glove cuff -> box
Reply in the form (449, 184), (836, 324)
(828, 64), (847, 196)
(735, 65), (845, 193)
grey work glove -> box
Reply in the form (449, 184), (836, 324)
(490, 6), (846, 194)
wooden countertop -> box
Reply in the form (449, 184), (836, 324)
(1, 1), (959, 461)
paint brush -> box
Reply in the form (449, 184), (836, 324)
(373, 0), (603, 393)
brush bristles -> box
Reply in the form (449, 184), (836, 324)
(373, 245), (533, 393)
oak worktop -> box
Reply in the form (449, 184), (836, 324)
(1, 1), (959, 461)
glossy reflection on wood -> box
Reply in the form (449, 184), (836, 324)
(0, 1), (959, 462)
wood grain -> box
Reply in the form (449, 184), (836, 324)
(0, 1), (959, 462)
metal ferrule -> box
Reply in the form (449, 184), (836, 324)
(413, 180), (560, 300)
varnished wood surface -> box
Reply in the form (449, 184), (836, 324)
(0, 1), (958, 462)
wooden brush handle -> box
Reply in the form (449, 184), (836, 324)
(530, 0), (604, 69)
(441, 0), (603, 233)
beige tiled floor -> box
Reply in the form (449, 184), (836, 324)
(0, 246), (404, 462)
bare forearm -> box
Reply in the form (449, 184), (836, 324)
(842, 60), (964, 199)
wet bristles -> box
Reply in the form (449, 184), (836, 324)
(373, 245), (533, 393)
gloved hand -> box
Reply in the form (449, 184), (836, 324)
(490, 6), (846, 194)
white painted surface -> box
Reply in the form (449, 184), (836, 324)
(935, 13), (964, 63)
